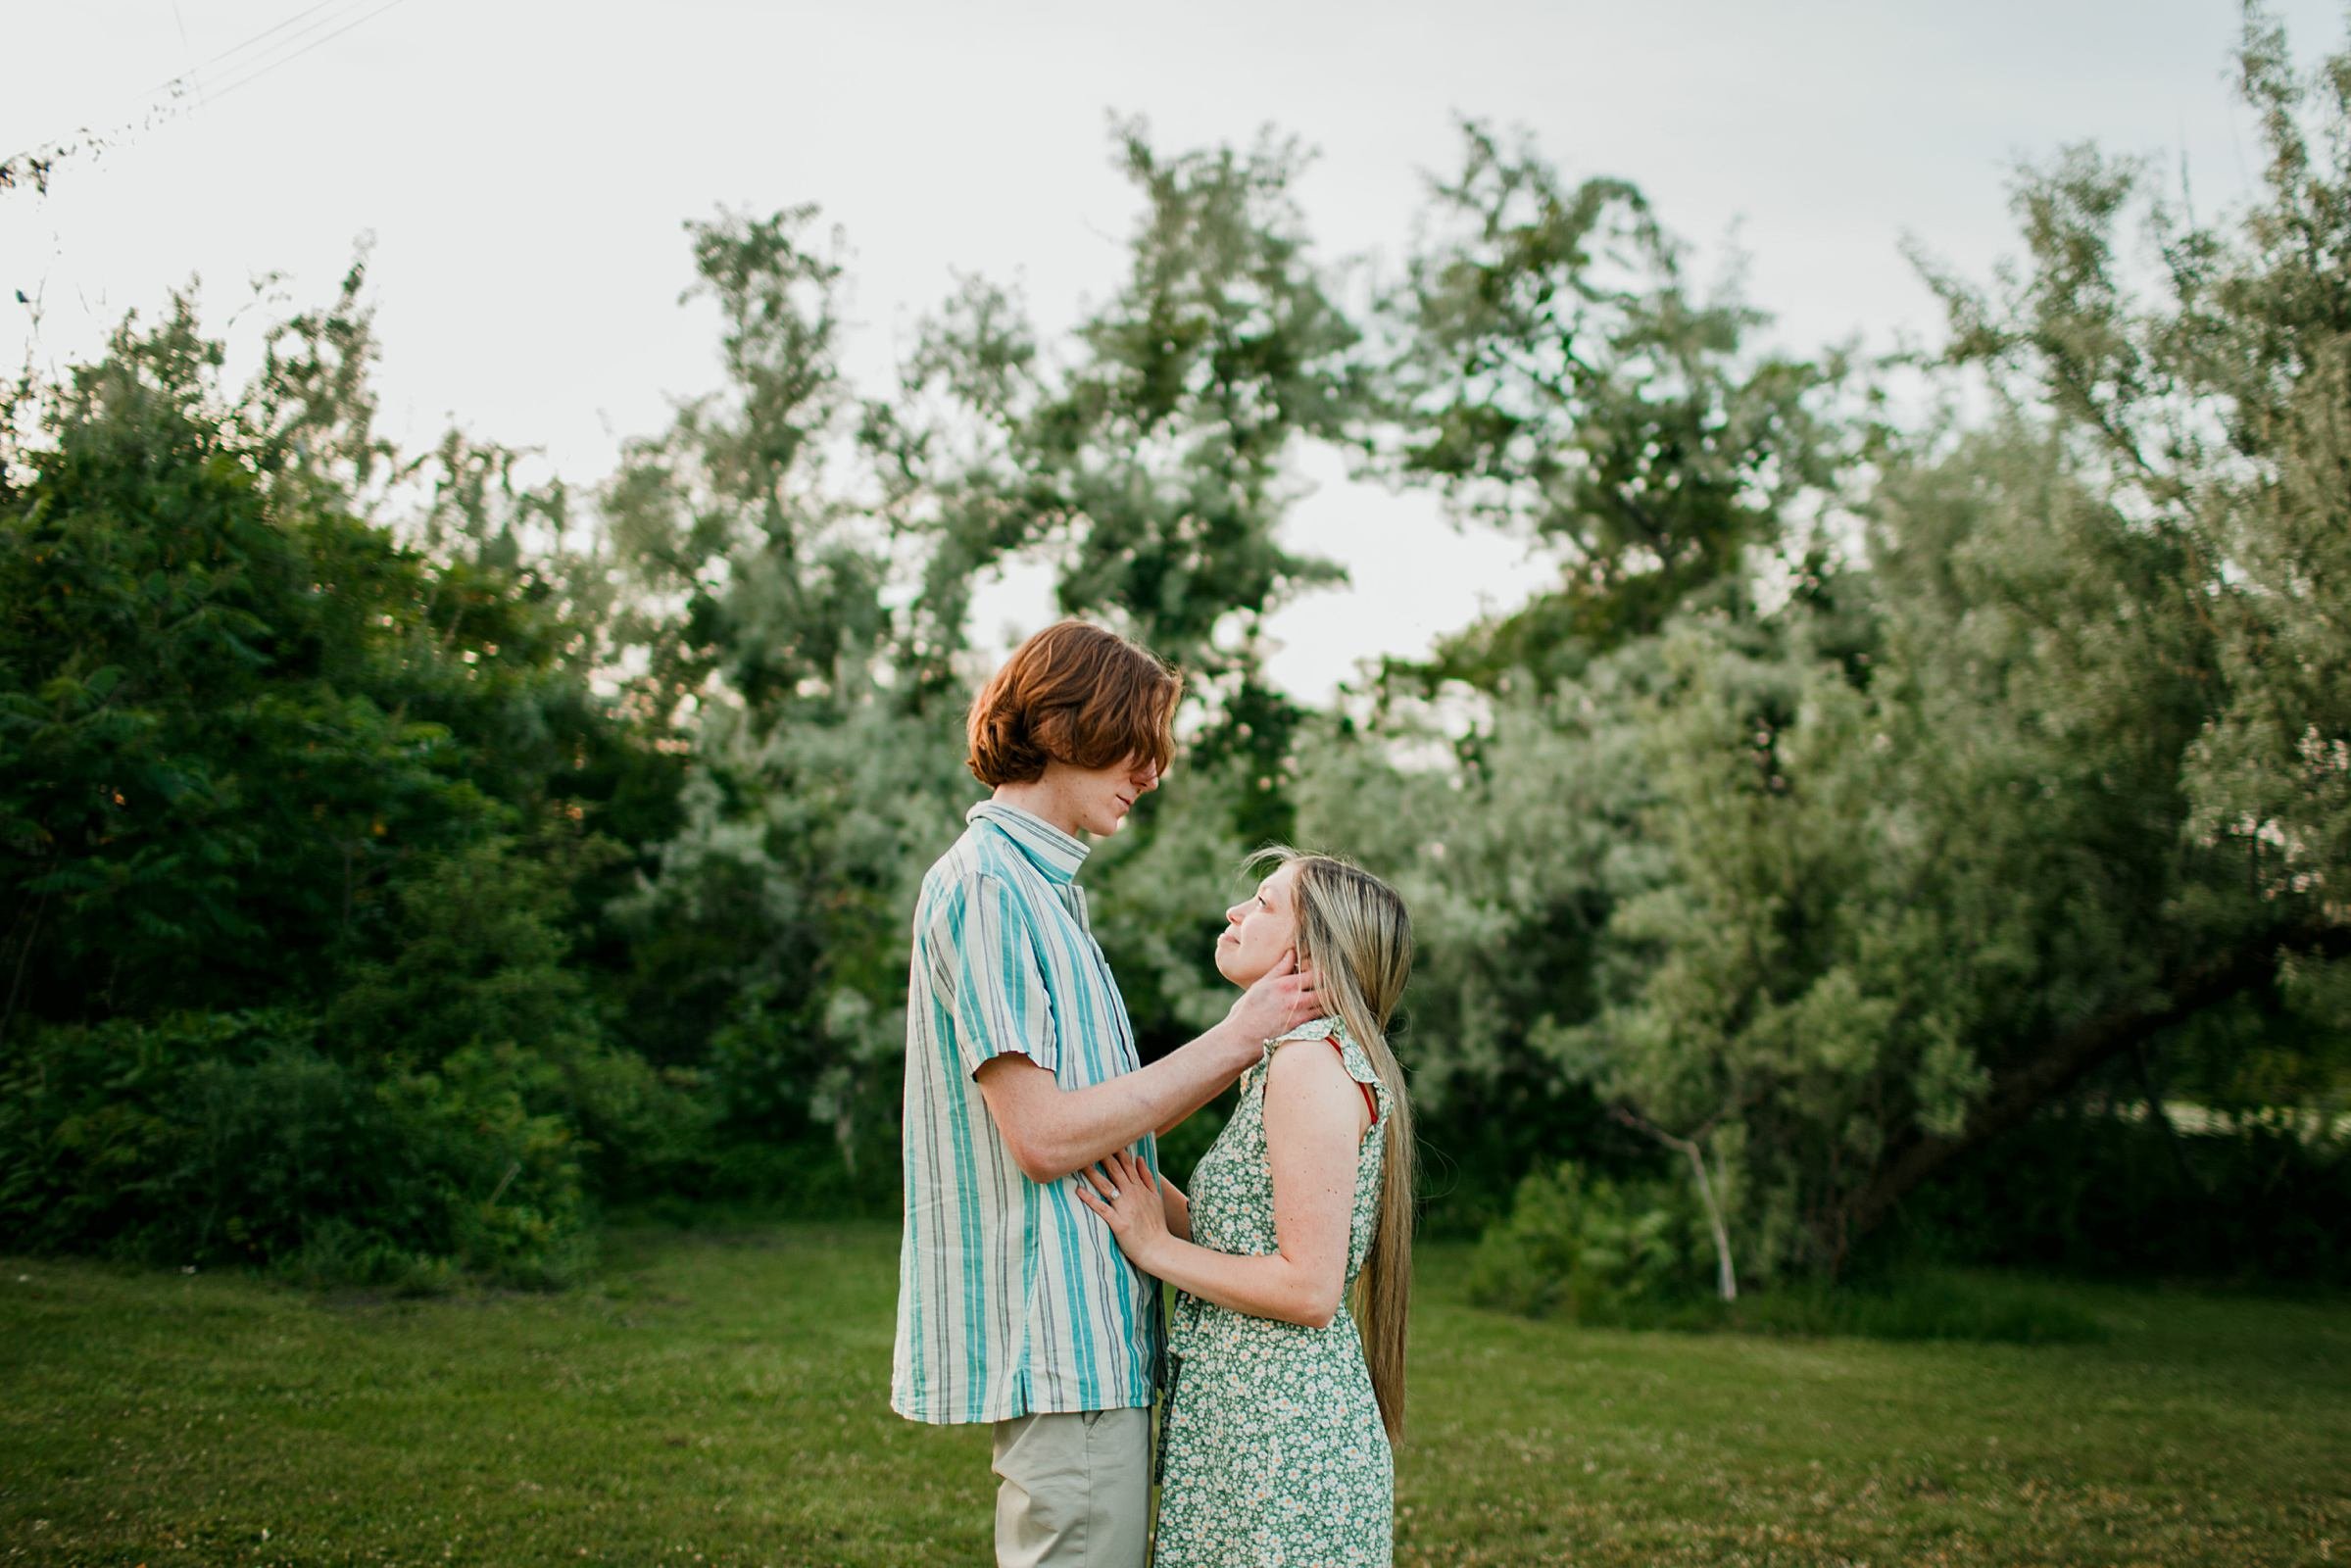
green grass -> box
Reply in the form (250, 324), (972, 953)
(3, 1224), (2346, 1567)
(1558, 1267), (2113, 1344)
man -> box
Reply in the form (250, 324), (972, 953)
(894, 619), (1321, 1568)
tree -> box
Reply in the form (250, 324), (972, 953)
(1546, 7), (2351, 1280)
(876, 122), (1370, 851)
(1380, 122), (1848, 685)
(0, 293), (543, 1032)
(1823, 4), (2351, 1239)
(594, 208), (970, 1169)
(0, 277), (690, 1281)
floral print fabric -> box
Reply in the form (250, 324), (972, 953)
(1153, 1016), (1393, 1568)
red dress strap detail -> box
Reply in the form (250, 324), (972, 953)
(1327, 1036), (1378, 1125)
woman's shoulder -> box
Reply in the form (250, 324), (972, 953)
(1269, 1015), (1380, 1083)
(1268, 1014), (1345, 1047)
(1261, 1016), (1384, 1134)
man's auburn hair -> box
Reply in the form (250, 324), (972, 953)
(966, 620), (1182, 787)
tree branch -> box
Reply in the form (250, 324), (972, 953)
(1610, 1104), (1739, 1301)
(1839, 922), (2351, 1242)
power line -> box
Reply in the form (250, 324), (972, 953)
(195, 0), (355, 74)
(128, 0), (357, 104)
(206, 0), (412, 105)
(2, 0), (411, 193)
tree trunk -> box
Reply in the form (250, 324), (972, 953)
(1611, 1106), (1738, 1301)
(1837, 923), (2351, 1246)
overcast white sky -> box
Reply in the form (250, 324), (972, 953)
(5, 0), (2337, 698)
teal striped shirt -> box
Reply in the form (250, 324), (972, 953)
(892, 800), (1160, 1425)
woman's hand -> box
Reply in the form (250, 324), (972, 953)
(1073, 1149), (1173, 1273)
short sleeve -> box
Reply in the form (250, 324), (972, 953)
(928, 872), (1058, 1079)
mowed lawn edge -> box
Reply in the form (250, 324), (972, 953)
(2, 1222), (2346, 1567)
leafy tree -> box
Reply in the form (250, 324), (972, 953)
(1509, 6), (2351, 1285)
(594, 208), (970, 1170)
(1380, 122), (1848, 685)
(0, 275), (695, 1278)
(877, 122), (1370, 849)
(0, 296), (492, 1029)
(1837, 2), (2351, 1240)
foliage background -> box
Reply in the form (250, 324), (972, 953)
(2, 5), (2345, 1305)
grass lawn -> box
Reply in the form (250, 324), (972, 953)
(2, 1221), (2346, 1566)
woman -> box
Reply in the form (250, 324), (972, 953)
(1075, 848), (1414, 1568)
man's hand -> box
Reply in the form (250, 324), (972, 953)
(1222, 949), (1322, 1050)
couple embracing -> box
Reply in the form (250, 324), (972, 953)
(892, 619), (1417, 1567)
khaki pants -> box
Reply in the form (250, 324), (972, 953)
(991, 1406), (1151, 1568)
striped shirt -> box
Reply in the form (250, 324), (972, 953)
(891, 800), (1160, 1426)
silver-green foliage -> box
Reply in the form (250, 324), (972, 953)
(1438, 9), (2351, 1294)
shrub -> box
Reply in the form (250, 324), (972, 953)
(551, 1041), (717, 1202)
(1465, 1160), (1707, 1321)
(1883, 1108), (2351, 1285)
(1465, 1157), (2105, 1344)
(0, 1011), (596, 1288)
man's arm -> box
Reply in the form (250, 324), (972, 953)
(975, 954), (1320, 1183)
(1074, 1040), (1370, 1327)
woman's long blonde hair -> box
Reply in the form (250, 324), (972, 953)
(1256, 846), (1415, 1445)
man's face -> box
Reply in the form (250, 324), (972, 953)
(1048, 751), (1163, 838)
(1215, 861), (1300, 988)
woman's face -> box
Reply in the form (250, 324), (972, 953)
(1214, 861), (1302, 989)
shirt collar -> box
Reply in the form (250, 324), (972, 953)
(966, 800), (1089, 886)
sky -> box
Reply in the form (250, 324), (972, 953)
(4, 0), (2337, 700)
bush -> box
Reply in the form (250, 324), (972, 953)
(695, 1134), (899, 1216)
(1466, 1160), (1707, 1321)
(0, 1011), (597, 1288)
(552, 1041), (718, 1202)
(1883, 1108), (2351, 1285)
(1465, 1158), (2105, 1344)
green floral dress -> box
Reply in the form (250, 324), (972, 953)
(1153, 1016), (1393, 1568)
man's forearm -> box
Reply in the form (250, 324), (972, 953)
(982, 1020), (1258, 1181)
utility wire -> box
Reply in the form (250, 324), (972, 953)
(206, 0), (412, 105)
(2, 0), (410, 191)
(10, 0), (366, 161)
(125, 0), (356, 105)
(193, 0), (354, 74)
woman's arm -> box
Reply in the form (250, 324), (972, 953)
(1159, 1173), (1192, 1243)
(1076, 1042), (1369, 1328)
